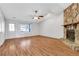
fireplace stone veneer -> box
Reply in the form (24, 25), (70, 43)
(64, 3), (79, 50)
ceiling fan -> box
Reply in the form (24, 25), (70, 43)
(25, 10), (46, 23)
(28, 10), (44, 23)
(32, 10), (44, 22)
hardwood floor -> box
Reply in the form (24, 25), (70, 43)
(0, 36), (79, 56)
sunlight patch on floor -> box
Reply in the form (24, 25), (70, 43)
(20, 39), (31, 48)
(9, 44), (16, 50)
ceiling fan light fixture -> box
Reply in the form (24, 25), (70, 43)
(33, 16), (38, 20)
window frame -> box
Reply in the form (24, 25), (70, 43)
(9, 23), (15, 32)
(20, 24), (30, 32)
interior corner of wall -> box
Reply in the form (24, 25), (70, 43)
(0, 39), (5, 46)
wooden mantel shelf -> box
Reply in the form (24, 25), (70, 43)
(63, 21), (79, 27)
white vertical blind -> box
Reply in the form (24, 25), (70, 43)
(20, 24), (30, 32)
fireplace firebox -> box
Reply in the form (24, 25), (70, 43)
(66, 29), (75, 42)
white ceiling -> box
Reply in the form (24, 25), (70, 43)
(0, 3), (71, 23)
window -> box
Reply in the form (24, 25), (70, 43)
(20, 24), (30, 32)
(0, 22), (4, 32)
(9, 23), (15, 31)
(0, 23), (2, 32)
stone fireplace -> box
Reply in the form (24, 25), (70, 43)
(63, 3), (79, 50)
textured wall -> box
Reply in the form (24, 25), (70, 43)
(64, 3), (79, 25)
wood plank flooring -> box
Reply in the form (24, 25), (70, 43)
(0, 36), (79, 56)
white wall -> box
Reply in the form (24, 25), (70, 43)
(5, 20), (39, 39)
(0, 9), (5, 45)
(5, 12), (64, 39)
(39, 12), (64, 38)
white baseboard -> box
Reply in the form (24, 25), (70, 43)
(5, 34), (63, 40)
(40, 34), (63, 39)
(6, 34), (39, 39)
